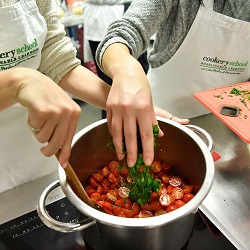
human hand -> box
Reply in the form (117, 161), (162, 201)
(105, 56), (159, 167)
(14, 68), (81, 167)
(154, 106), (190, 125)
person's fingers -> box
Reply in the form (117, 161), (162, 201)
(171, 115), (189, 125)
(108, 109), (125, 162)
(123, 114), (138, 167)
(154, 106), (190, 125)
(57, 105), (80, 167)
(139, 119), (155, 166)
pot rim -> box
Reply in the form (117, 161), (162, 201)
(58, 117), (214, 228)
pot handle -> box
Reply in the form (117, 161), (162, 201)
(185, 125), (214, 153)
(37, 180), (96, 233)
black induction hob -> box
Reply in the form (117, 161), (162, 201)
(0, 196), (237, 250)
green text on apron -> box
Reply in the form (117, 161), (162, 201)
(148, 0), (250, 118)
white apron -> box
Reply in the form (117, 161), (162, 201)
(148, 0), (250, 118)
(0, 0), (57, 193)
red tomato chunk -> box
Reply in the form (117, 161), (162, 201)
(84, 160), (195, 218)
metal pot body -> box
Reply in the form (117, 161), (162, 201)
(80, 212), (195, 250)
(39, 117), (214, 250)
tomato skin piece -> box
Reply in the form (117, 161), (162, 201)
(108, 173), (118, 184)
(166, 205), (177, 213)
(159, 194), (174, 207)
(183, 193), (194, 203)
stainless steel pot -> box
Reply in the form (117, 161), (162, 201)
(37, 117), (214, 250)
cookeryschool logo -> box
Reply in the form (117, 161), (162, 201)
(0, 38), (39, 70)
(200, 56), (248, 75)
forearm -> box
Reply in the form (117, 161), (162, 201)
(0, 68), (26, 111)
(102, 43), (141, 78)
(59, 65), (110, 109)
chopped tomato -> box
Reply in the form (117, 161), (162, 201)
(118, 187), (130, 198)
(92, 173), (104, 182)
(108, 172), (118, 184)
(89, 177), (99, 187)
(158, 185), (168, 196)
(166, 205), (177, 213)
(139, 210), (154, 218)
(183, 193), (194, 203)
(120, 164), (129, 176)
(96, 185), (103, 194)
(169, 176), (182, 187)
(113, 205), (124, 216)
(155, 209), (167, 216)
(106, 189), (118, 203)
(101, 166), (110, 177)
(146, 201), (162, 212)
(182, 184), (194, 194)
(115, 198), (133, 210)
(150, 191), (159, 201)
(90, 192), (102, 202)
(85, 185), (96, 196)
(123, 203), (140, 218)
(172, 187), (184, 200)
(161, 174), (170, 184)
(96, 201), (113, 212)
(101, 178), (110, 188)
(109, 161), (120, 176)
(86, 158), (196, 218)
(167, 185), (174, 194)
(175, 200), (186, 208)
(151, 161), (162, 173)
(159, 194), (174, 207)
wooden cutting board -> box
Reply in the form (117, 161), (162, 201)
(194, 82), (250, 143)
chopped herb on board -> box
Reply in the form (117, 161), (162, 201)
(230, 87), (250, 108)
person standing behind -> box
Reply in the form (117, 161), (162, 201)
(96, 0), (250, 119)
